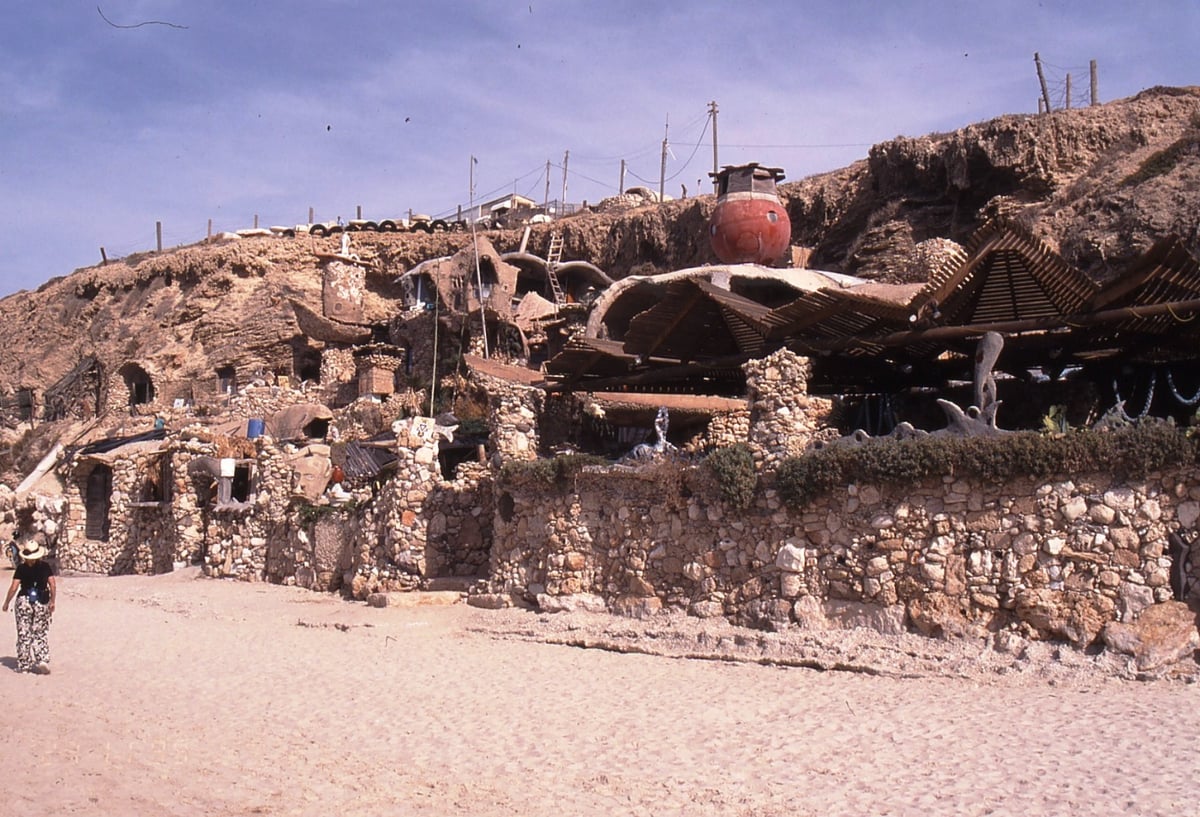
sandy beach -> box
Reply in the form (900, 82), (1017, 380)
(1, 566), (1198, 817)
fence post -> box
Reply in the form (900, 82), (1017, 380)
(1034, 52), (1052, 113)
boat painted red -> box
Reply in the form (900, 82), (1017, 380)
(708, 163), (791, 265)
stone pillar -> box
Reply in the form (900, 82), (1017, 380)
(743, 348), (833, 469)
(488, 383), (543, 462)
(354, 349), (404, 398)
(349, 417), (444, 598)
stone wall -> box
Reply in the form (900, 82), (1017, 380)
(489, 460), (1200, 645)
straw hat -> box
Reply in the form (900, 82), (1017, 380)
(18, 538), (47, 561)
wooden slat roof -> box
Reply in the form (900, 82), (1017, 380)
(541, 221), (1200, 394)
(911, 220), (1098, 326)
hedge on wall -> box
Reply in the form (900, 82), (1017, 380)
(499, 453), (609, 487)
(775, 421), (1197, 506)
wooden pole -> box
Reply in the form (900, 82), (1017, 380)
(709, 99), (719, 192)
(308, 206), (314, 225)
(659, 117), (668, 204)
(100, 247), (108, 265)
(544, 159), (551, 214)
(1065, 73), (1072, 109)
(355, 205), (361, 220)
(561, 150), (569, 211)
(619, 159), (626, 196)
(207, 218), (213, 242)
(156, 221), (162, 252)
(254, 213), (259, 228)
(1090, 59), (1099, 106)
(1034, 52), (1052, 113)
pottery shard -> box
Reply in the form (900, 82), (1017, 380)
(1101, 601), (1200, 672)
(1015, 588), (1116, 647)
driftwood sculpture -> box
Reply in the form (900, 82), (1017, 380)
(622, 406), (676, 462)
(934, 331), (1008, 437)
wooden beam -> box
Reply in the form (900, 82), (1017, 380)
(793, 297), (1200, 354)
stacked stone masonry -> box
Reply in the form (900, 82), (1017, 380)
(491, 465), (1200, 645)
(8, 348), (1198, 648)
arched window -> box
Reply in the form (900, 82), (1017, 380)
(119, 363), (155, 406)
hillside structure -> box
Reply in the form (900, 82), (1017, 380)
(3, 87), (1200, 667)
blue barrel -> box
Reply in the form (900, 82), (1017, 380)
(247, 418), (265, 439)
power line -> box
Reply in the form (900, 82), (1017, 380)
(722, 142), (874, 149)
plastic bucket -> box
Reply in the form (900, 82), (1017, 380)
(247, 418), (265, 439)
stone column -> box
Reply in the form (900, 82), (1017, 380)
(743, 349), (833, 469)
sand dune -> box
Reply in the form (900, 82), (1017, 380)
(1, 567), (1197, 817)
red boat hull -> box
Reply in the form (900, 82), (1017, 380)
(708, 195), (791, 265)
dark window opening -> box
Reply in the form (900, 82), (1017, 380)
(438, 444), (480, 480)
(498, 492), (514, 524)
(119, 363), (155, 407)
(15, 388), (33, 421)
(140, 457), (171, 504)
(476, 257), (500, 300)
(303, 419), (330, 440)
(216, 463), (253, 507)
(217, 365), (237, 395)
(85, 465), (113, 541)
(293, 343), (322, 384)
(231, 465), (251, 502)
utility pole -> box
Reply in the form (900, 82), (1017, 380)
(659, 116), (668, 204)
(709, 100), (719, 191)
(469, 154), (476, 220)
(561, 150), (569, 211)
(1090, 59), (1099, 106)
(619, 159), (626, 196)
(543, 159), (551, 214)
(1034, 52), (1052, 114)
(1065, 73), (1072, 109)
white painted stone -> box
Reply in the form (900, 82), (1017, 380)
(775, 542), (807, 573)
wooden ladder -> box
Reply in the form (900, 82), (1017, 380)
(546, 232), (566, 306)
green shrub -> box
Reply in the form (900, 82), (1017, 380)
(500, 453), (609, 487)
(776, 422), (1196, 506)
(706, 443), (757, 509)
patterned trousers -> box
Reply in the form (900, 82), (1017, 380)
(13, 595), (51, 671)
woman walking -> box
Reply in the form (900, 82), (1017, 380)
(3, 537), (56, 674)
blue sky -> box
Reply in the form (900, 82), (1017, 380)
(1, 0), (1196, 297)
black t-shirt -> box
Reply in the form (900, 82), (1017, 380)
(14, 560), (53, 604)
